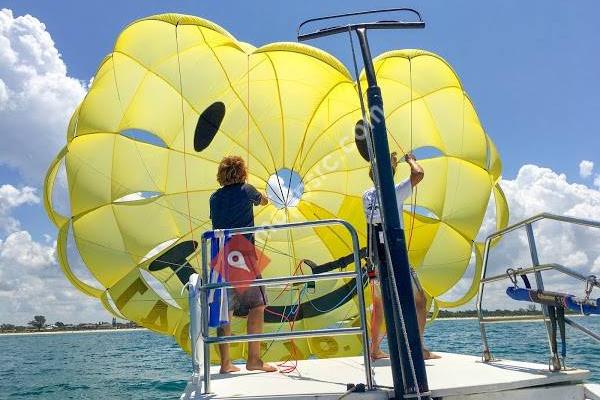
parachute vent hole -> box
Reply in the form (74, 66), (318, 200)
(140, 238), (179, 263)
(140, 269), (181, 309)
(267, 169), (304, 209)
(121, 129), (168, 148)
(114, 191), (162, 203)
(403, 204), (439, 220)
(412, 146), (443, 160)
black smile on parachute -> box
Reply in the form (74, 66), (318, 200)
(43, 13), (508, 361)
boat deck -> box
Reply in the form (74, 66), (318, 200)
(183, 352), (590, 399)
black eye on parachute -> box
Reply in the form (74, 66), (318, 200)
(194, 101), (225, 152)
(148, 241), (197, 286)
(354, 119), (370, 162)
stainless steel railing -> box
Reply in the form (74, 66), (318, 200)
(191, 219), (373, 393)
(477, 213), (600, 370)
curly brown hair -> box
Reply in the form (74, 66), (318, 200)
(217, 155), (248, 186)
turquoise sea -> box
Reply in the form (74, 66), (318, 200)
(1, 317), (598, 399)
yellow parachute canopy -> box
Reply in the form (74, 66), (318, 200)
(43, 13), (508, 361)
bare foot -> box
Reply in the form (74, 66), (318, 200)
(423, 349), (441, 360)
(219, 363), (241, 373)
(371, 350), (389, 360)
(246, 359), (277, 372)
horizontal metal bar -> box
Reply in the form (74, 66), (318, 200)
(485, 213), (600, 243)
(482, 263), (599, 287)
(480, 315), (547, 324)
(204, 327), (362, 344)
(201, 270), (357, 290)
(482, 264), (555, 284)
(565, 317), (600, 342)
(297, 7), (423, 38)
(298, 21), (424, 41)
(552, 264), (600, 285)
(202, 218), (352, 240)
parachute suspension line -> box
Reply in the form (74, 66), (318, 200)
(349, 27), (382, 357)
(175, 23), (201, 267)
(349, 29), (420, 397)
(348, 29), (369, 140)
(373, 52), (420, 399)
(62, 153), (300, 283)
(385, 244), (422, 398)
(247, 53), (251, 169)
(407, 55), (418, 251)
(262, 259), (307, 373)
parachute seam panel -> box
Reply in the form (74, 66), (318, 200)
(297, 107), (361, 173)
(290, 80), (354, 176)
(196, 26), (279, 174)
(122, 13), (235, 41)
(254, 43), (352, 81)
(108, 50), (274, 175)
(262, 53), (286, 167)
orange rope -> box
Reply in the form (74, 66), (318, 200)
(175, 23), (201, 267)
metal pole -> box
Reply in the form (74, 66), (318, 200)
(355, 27), (429, 398)
(200, 237), (211, 393)
(348, 225), (374, 390)
(525, 223), (560, 370)
(477, 239), (493, 361)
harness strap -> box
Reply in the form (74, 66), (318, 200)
(519, 273), (566, 359)
(557, 306), (567, 358)
(548, 305), (558, 356)
(520, 274), (532, 289)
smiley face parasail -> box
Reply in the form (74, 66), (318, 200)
(43, 14), (508, 361)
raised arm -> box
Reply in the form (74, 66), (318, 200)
(405, 153), (424, 187)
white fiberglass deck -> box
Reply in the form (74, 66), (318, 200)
(185, 352), (590, 400)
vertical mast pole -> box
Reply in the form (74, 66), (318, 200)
(355, 28), (429, 398)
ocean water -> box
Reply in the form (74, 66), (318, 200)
(1, 317), (598, 399)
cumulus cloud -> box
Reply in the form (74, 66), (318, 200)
(0, 184), (39, 233)
(0, 184), (105, 324)
(0, 228), (108, 325)
(0, 8), (86, 185)
(579, 160), (594, 178)
(440, 164), (600, 310)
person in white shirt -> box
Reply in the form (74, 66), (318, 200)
(363, 152), (438, 360)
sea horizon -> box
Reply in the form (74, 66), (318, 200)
(1, 318), (598, 399)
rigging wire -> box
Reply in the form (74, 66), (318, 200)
(175, 22), (202, 270)
(347, 27), (421, 398)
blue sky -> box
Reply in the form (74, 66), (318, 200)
(6, 0), (599, 176)
(3, 0), (600, 242)
(1, 1), (599, 323)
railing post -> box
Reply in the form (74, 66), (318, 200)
(525, 223), (561, 370)
(344, 221), (374, 390)
(477, 238), (493, 361)
(188, 274), (202, 376)
(200, 236), (211, 393)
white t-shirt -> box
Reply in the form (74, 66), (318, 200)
(362, 178), (412, 228)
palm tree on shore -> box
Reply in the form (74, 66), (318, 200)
(28, 315), (46, 331)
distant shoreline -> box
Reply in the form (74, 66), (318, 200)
(0, 328), (148, 337)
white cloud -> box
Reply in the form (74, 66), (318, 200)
(0, 183), (107, 324)
(579, 160), (594, 178)
(595, 174), (600, 189)
(0, 8), (86, 185)
(0, 228), (108, 325)
(0, 184), (39, 233)
(0, 230), (54, 268)
(441, 164), (600, 310)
